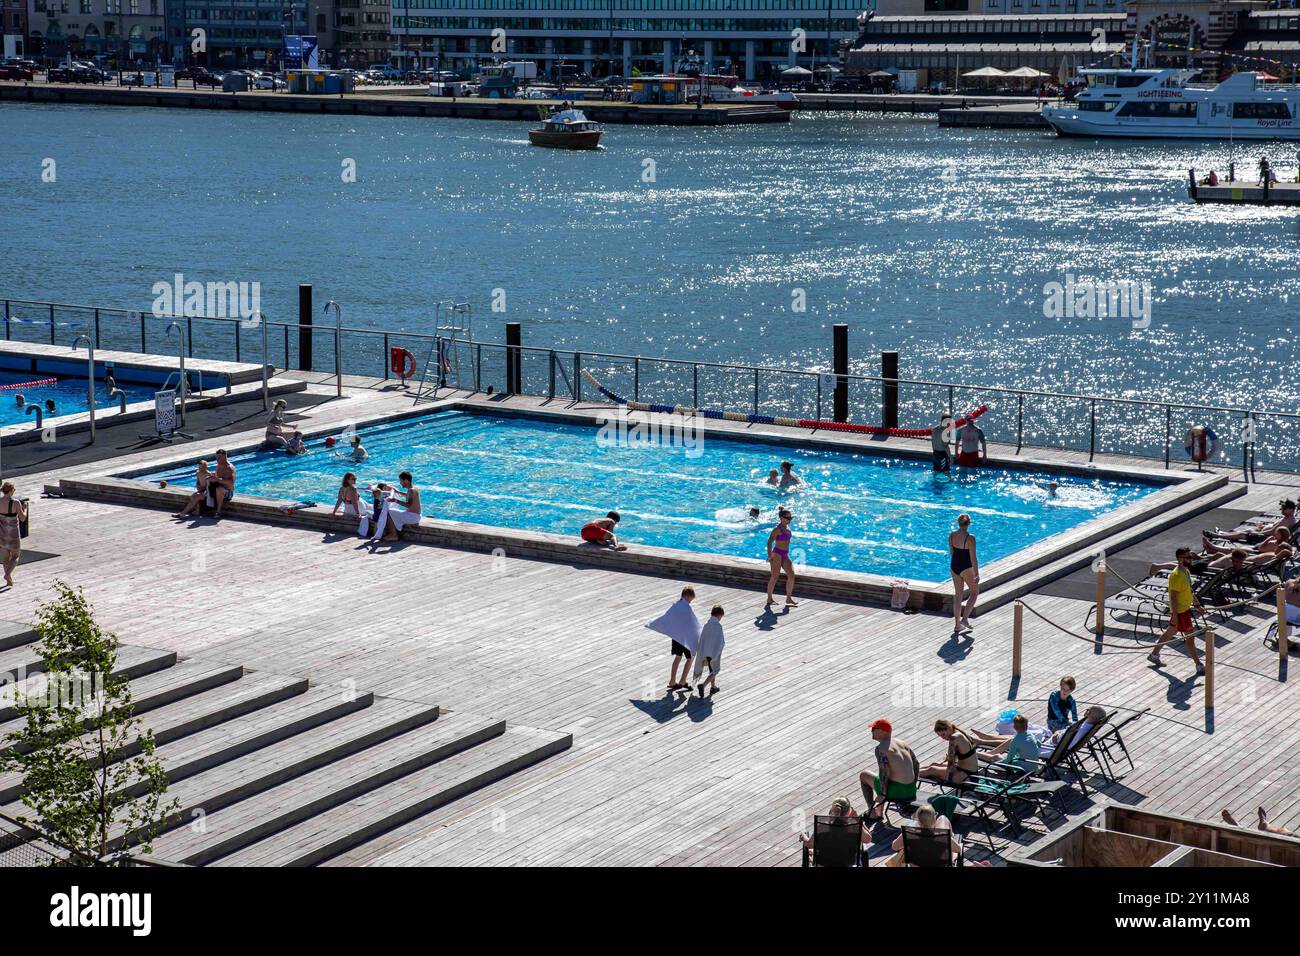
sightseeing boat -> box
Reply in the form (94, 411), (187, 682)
(1043, 64), (1300, 141)
(527, 107), (604, 150)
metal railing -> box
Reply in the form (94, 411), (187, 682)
(3, 296), (1297, 476)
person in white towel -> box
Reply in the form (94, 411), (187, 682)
(332, 472), (372, 534)
(693, 605), (725, 698)
(647, 587), (701, 692)
(371, 471), (421, 542)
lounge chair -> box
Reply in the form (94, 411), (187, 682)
(983, 718), (1108, 797)
(900, 824), (963, 867)
(800, 815), (867, 868)
(1084, 707), (1147, 779)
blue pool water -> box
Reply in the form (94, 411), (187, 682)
(137, 410), (1161, 579)
(0, 371), (155, 426)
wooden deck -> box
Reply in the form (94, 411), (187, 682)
(2, 379), (1297, 865)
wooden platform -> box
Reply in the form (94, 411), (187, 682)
(1, 378), (1296, 865)
(938, 102), (1050, 129)
(1188, 179), (1300, 206)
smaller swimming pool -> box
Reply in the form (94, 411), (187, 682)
(0, 371), (156, 427)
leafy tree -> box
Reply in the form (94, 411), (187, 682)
(0, 581), (177, 864)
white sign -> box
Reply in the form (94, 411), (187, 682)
(155, 389), (177, 434)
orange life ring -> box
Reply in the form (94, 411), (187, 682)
(390, 347), (417, 380)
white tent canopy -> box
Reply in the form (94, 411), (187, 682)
(781, 66), (814, 76)
(1006, 66), (1050, 78)
(962, 66), (1006, 77)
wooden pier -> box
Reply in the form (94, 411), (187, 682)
(938, 102), (1051, 129)
(1188, 168), (1300, 206)
(0, 375), (1296, 866)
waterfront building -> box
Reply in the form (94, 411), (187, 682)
(169, 0), (307, 67)
(3, 0), (30, 57)
(310, 0), (392, 67)
(26, 0), (167, 63)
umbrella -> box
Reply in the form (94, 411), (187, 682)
(815, 65), (841, 74)
(962, 67), (1006, 77)
(1006, 66), (1049, 78)
(869, 70), (896, 78)
(781, 66), (813, 77)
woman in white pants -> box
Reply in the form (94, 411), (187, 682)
(371, 471), (421, 542)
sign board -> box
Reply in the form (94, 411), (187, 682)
(158, 65), (175, 87)
(155, 390), (177, 435)
(282, 35), (319, 70)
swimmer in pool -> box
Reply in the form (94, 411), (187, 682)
(285, 431), (308, 455)
(13, 394), (23, 408)
(345, 434), (367, 463)
(44, 399), (56, 415)
(1031, 478), (1059, 499)
(104, 371), (117, 395)
(778, 461), (802, 491)
(747, 507), (761, 520)
(765, 469), (780, 486)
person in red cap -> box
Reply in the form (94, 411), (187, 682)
(859, 718), (919, 822)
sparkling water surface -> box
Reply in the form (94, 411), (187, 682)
(3, 104), (1298, 463)
(135, 410), (1160, 580)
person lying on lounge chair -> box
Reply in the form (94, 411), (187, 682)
(967, 714), (1048, 767)
(1208, 500), (1296, 542)
(1203, 528), (1293, 565)
(1152, 547), (1251, 577)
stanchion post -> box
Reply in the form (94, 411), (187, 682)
(1204, 624), (1215, 712)
(1094, 561), (1106, 637)
(1278, 588), (1289, 667)
(1012, 601), (1023, 679)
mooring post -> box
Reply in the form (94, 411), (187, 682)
(505, 322), (522, 394)
(298, 283), (313, 372)
(1094, 561), (1106, 637)
(881, 350), (898, 429)
(1012, 601), (1023, 679)
(832, 323), (848, 423)
(1204, 623), (1215, 712)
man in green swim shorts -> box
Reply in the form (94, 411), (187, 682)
(859, 718), (920, 822)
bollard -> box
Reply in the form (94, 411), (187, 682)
(1094, 562), (1106, 636)
(1204, 624), (1215, 712)
(1278, 588), (1290, 666)
(1012, 601), (1023, 679)
(832, 323), (848, 423)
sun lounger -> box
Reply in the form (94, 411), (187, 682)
(800, 814), (867, 868)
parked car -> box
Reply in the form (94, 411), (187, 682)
(120, 71), (146, 87)
(194, 71), (222, 87)
(253, 73), (285, 91)
(0, 61), (34, 80)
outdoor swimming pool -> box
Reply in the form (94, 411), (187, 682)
(137, 410), (1165, 580)
(0, 370), (156, 427)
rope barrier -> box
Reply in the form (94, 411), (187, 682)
(1019, 599), (1178, 653)
(0, 377), (58, 392)
(579, 368), (990, 438)
(1100, 560), (1282, 613)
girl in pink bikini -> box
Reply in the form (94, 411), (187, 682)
(765, 507), (798, 608)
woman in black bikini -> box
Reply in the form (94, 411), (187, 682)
(919, 719), (981, 785)
(948, 513), (978, 634)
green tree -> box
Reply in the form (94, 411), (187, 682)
(0, 581), (177, 864)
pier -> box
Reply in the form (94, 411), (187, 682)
(0, 80), (791, 125)
(1188, 169), (1300, 206)
(938, 102), (1050, 129)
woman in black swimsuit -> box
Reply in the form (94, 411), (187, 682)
(919, 719), (981, 786)
(948, 513), (978, 634)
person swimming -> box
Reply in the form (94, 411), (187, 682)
(777, 461), (802, 491)
(13, 394), (23, 408)
(44, 399), (56, 414)
(765, 468), (780, 486)
(285, 431), (308, 455)
(747, 506), (761, 520)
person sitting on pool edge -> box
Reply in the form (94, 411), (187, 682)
(371, 471), (421, 542)
(580, 511), (626, 551)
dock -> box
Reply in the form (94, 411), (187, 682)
(1188, 170), (1300, 206)
(794, 92), (1030, 114)
(938, 101), (1050, 129)
(0, 80), (790, 126)
(0, 360), (1297, 866)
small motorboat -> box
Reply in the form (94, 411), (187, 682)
(528, 106), (603, 150)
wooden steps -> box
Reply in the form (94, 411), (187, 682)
(0, 619), (38, 653)
(143, 711), (503, 865)
(213, 725), (572, 866)
(0, 644), (177, 729)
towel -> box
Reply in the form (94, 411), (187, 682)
(646, 599), (701, 654)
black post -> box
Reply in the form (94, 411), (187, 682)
(832, 323), (848, 423)
(505, 322), (522, 394)
(881, 350), (899, 429)
(298, 283), (313, 371)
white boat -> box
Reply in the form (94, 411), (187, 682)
(1043, 66), (1300, 141)
(706, 83), (800, 110)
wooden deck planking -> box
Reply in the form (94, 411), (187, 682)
(0, 379), (1295, 865)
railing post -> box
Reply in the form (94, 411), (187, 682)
(94, 308), (101, 348)
(1170, 403), (1180, 470)
(1094, 559), (1105, 637)
(548, 350), (556, 399)
(383, 333), (390, 380)
(1089, 398), (1097, 462)
(816, 372), (822, 421)
(947, 384), (954, 417)
(753, 367), (759, 416)
(283, 325), (290, 369)
(1204, 624), (1215, 714)
(1277, 588), (1289, 672)
(49, 303), (55, 344)
(692, 364), (699, 408)
(1012, 601), (1023, 679)
(633, 357), (640, 402)
(186, 316), (194, 357)
(235, 321), (242, 362)
(140, 310), (146, 353)
(475, 343), (482, 392)
(574, 352), (582, 402)
(1016, 393), (1024, 453)
(3, 300), (8, 340)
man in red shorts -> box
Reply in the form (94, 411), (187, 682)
(1148, 547), (1205, 676)
(580, 511), (626, 551)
